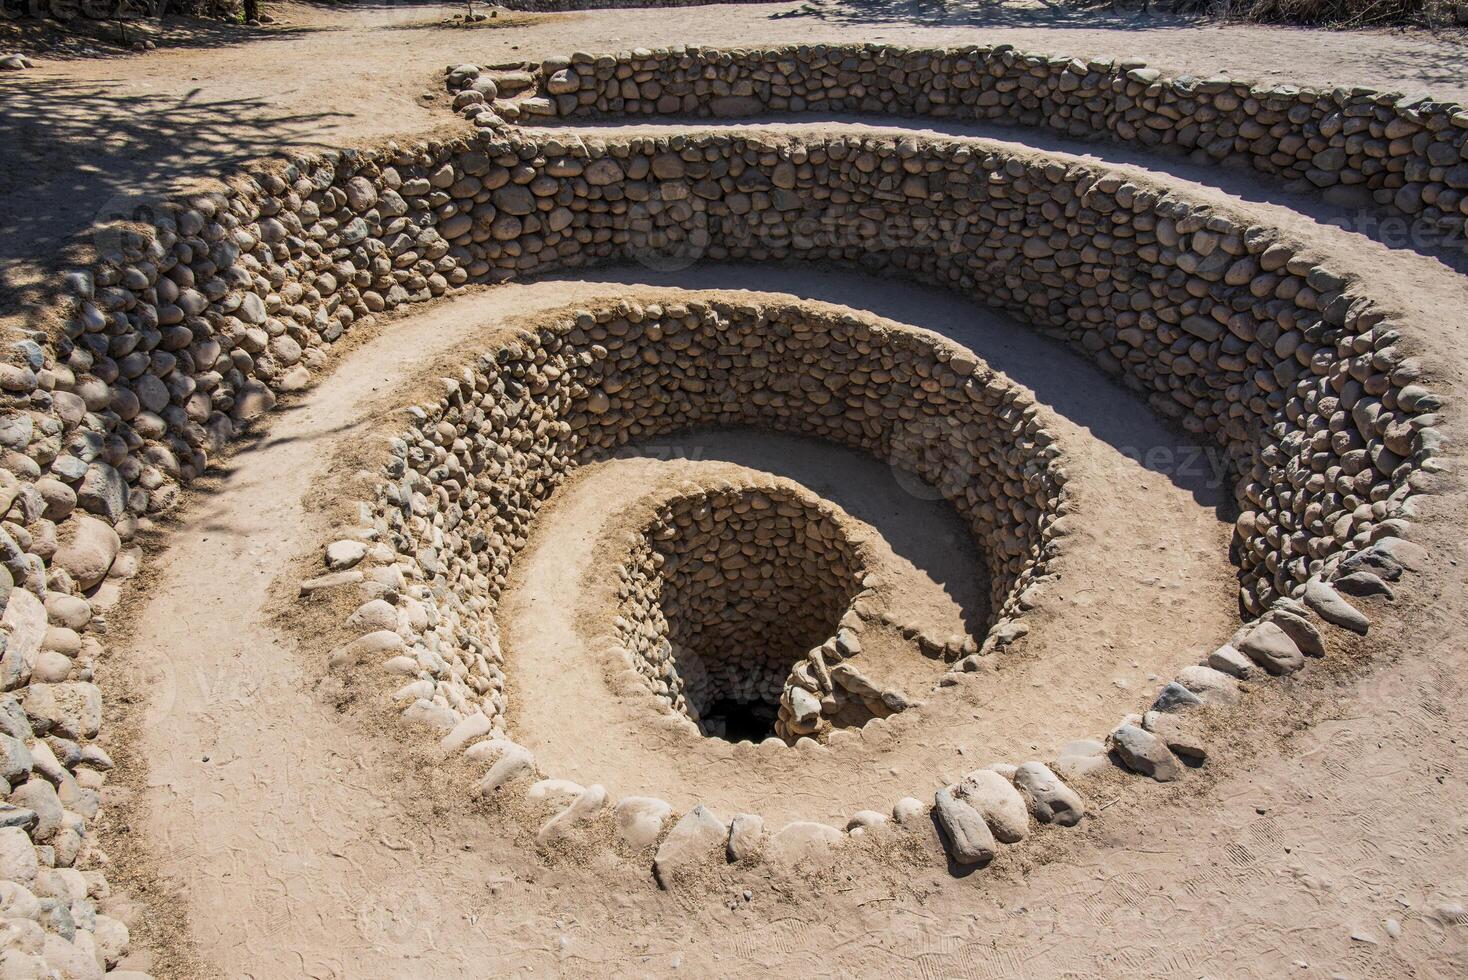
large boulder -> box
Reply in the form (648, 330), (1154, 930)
(52, 516), (119, 591)
(653, 805), (727, 887)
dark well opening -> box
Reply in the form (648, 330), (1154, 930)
(616, 487), (866, 743)
(699, 697), (782, 743)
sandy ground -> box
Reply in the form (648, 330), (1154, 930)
(0, 2), (1464, 978)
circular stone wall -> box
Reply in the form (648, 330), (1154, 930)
(616, 484), (867, 742)
(365, 297), (1063, 743)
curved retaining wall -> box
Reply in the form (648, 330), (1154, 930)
(358, 297), (1061, 744)
(0, 89), (1443, 963)
(47, 127), (1436, 606)
(452, 44), (1468, 241)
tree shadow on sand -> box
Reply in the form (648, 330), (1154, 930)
(0, 77), (343, 328)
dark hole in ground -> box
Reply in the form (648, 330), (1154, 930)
(699, 696), (780, 742)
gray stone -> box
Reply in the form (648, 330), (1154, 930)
(933, 788), (996, 865)
(400, 699), (454, 731)
(0, 696), (30, 740)
(955, 769), (1028, 843)
(1014, 762), (1084, 826)
(0, 733), (31, 783)
(1333, 571), (1395, 599)
(654, 805), (727, 887)
(1175, 664), (1240, 704)
(440, 711), (492, 752)
(536, 784), (607, 845)
(1367, 537), (1427, 572)
(0, 413), (32, 452)
(1151, 681), (1202, 713)
(1236, 621), (1305, 675)
(326, 630), (402, 670)
(9, 779), (60, 840)
(614, 796), (671, 850)
(346, 598), (397, 631)
(325, 540), (368, 571)
(492, 184), (535, 216)
(1109, 723), (1182, 781)
(231, 380), (276, 422)
(1262, 607), (1325, 656)
(474, 740), (535, 795)
(0, 588), (46, 689)
(846, 810), (888, 832)
(1207, 643), (1256, 679)
(0, 827), (37, 885)
(22, 682), (102, 739)
(43, 594), (90, 632)
(52, 515), (120, 591)
(892, 796), (927, 828)
(76, 463), (126, 520)
(1303, 578), (1369, 635)
(1143, 710), (1207, 762)
(726, 812), (764, 862)
(0, 804), (35, 830)
(709, 95), (764, 117)
(765, 821), (842, 867)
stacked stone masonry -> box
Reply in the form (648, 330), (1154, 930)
(454, 44), (1468, 243)
(365, 297), (1063, 745)
(0, 43), (1445, 946)
(615, 485), (869, 743)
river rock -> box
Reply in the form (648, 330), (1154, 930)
(1236, 621), (1305, 675)
(22, 682), (101, 739)
(654, 805), (727, 887)
(726, 812), (764, 862)
(51, 516), (119, 591)
(1303, 578), (1370, 635)
(933, 787), (996, 865)
(954, 769), (1028, 843)
(1109, 723), (1181, 781)
(613, 796), (671, 850)
(1013, 762), (1084, 826)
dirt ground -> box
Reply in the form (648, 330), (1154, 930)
(1, 2), (1466, 978)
